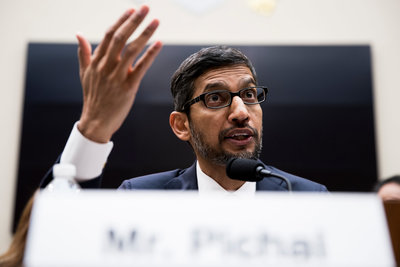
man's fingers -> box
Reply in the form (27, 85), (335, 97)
(127, 40), (163, 85)
(92, 8), (135, 64)
(76, 33), (92, 77)
(103, 5), (149, 69)
(115, 19), (160, 80)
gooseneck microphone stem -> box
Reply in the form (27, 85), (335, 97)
(226, 158), (293, 192)
(256, 166), (292, 192)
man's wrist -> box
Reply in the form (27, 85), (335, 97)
(77, 119), (112, 144)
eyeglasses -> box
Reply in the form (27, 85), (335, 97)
(183, 86), (268, 111)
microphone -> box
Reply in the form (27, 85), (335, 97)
(226, 158), (292, 191)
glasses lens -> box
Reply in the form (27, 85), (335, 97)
(205, 91), (231, 108)
(256, 87), (265, 102)
(240, 87), (264, 104)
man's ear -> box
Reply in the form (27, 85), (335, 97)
(169, 111), (191, 141)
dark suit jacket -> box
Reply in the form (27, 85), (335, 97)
(118, 162), (328, 192)
(41, 160), (327, 191)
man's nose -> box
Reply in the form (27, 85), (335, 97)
(228, 96), (249, 124)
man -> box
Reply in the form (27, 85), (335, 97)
(42, 5), (327, 193)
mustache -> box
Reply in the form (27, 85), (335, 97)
(218, 125), (259, 143)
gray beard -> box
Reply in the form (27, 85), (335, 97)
(189, 123), (263, 166)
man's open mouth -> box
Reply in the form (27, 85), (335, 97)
(224, 129), (254, 141)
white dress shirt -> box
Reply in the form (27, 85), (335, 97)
(196, 161), (256, 195)
(60, 122), (113, 181)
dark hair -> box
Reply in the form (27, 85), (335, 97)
(170, 46), (257, 112)
(374, 175), (400, 192)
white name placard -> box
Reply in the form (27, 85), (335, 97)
(24, 191), (395, 267)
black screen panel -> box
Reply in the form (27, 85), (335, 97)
(14, 43), (377, 230)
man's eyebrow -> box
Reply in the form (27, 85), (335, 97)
(203, 81), (228, 92)
(238, 77), (256, 88)
(201, 77), (256, 93)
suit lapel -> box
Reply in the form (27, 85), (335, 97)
(256, 177), (287, 191)
(164, 162), (198, 190)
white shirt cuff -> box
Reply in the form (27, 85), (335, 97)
(60, 122), (114, 181)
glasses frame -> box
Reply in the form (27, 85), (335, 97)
(182, 86), (268, 112)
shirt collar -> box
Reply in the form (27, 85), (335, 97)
(196, 161), (256, 196)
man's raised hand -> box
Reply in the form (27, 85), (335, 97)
(75, 6), (162, 143)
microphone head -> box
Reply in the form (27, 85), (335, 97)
(226, 158), (264, 182)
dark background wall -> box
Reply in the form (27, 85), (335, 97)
(14, 43), (377, 229)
